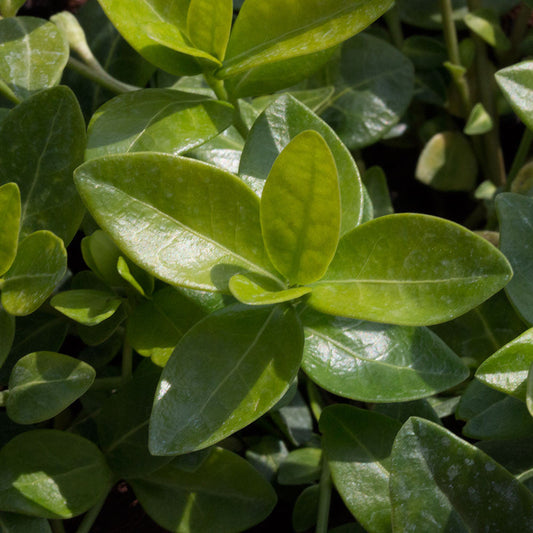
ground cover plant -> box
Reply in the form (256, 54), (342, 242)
(2, 0), (533, 531)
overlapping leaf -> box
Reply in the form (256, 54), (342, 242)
(0, 183), (20, 276)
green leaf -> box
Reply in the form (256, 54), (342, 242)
(270, 389), (314, 447)
(0, 512), (51, 533)
(527, 362), (533, 416)
(75, 153), (278, 292)
(373, 399), (441, 425)
(321, 34), (414, 150)
(50, 290), (123, 326)
(6, 352), (95, 424)
(260, 131), (340, 285)
(456, 378), (507, 421)
(116, 256), (153, 297)
(390, 417), (533, 531)
(0, 183), (20, 276)
(81, 230), (124, 288)
(292, 484), (319, 532)
(0, 0), (26, 17)
(320, 405), (401, 533)
(478, 436), (533, 474)
(302, 311), (468, 402)
(85, 89), (234, 160)
(187, 0), (232, 61)
(416, 131), (478, 191)
(362, 167), (393, 218)
(149, 303), (303, 455)
(0, 305), (14, 369)
(0, 17), (68, 101)
(97, 0), (217, 75)
(0, 430), (112, 518)
(464, 102), (494, 135)
(246, 437), (288, 482)
(0, 86), (86, 244)
(229, 274), (311, 306)
(496, 61), (533, 130)
(277, 448), (322, 485)
(130, 448), (277, 532)
(308, 214), (512, 326)
(497, 193), (533, 324)
(218, 0), (394, 78)
(464, 8), (511, 51)
(77, 305), (127, 347)
(401, 36), (447, 70)
(239, 94), (366, 234)
(126, 286), (205, 367)
(1, 231), (67, 317)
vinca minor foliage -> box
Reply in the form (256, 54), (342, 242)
(0, 0), (532, 531)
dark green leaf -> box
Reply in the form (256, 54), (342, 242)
(0, 305), (14, 369)
(277, 448), (321, 485)
(401, 36), (447, 70)
(292, 484), (319, 532)
(0, 512), (51, 533)
(373, 400), (441, 425)
(270, 389), (314, 447)
(362, 167), (393, 218)
(478, 437), (533, 474)
(51, 290), (122, 326)
(456, 378), (507, 421)
(0, 183), (20, 276)
(246, 437), (288, 482)
(77, 305), (127, 347)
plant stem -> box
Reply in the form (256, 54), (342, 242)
(508, 126), (533, 186)
(90, 376), (124, 391)
(0, 78), (20, 105)
(122, 338), (133, 383)
(316, 458), (332, 533)
(507, 3), (532, 63)
(306, 380), (325, 422)
(205, 72), (229, 101)
(384, 4), (404, 48)
(50, 520), (66, 533)
(75, 494), (107, 533)
(230, 98), (250, 139)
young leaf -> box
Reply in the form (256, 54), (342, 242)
(464, 102), (494, 135)
(0, 183), (20, 276)
(81, 230), (124, 288)
(6, 352), (95, 424)
(218, 0), (394, 78)
(130, 448), (277, 532)
(302, 311), (468, 402)
(496, 60), (533, 130)
(149, 303), (304, 455)
(75, 153), (278, 292)
(261, 131), (340, 285)
(0, 0), (25, 17)
(0, 430), (112, 518)
(308, 214), (512, 326)
(85, 89), (234, 160)
(390, 417), (533, 531)
(1, 231), (67, 317)
(0, 512), (51, 533)
(116, 256), (154, 297)
(320, 405), (401, 533)
(464, 8), (511, 51)
(0, 17), (68, 101)
(0, 86), (86, 244)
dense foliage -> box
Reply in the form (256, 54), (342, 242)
(1, 0), (533, 531)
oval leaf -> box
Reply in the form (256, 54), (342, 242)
(0, 430), (112, 518)
(308, 214), (512, 326)
(149, 303), (304, 455)
(50, 290), (122, 326)
(75, 153), (278, 292)
(0, 183), (20, 276)
(7, 352), (95, 424)
(261, 130), (340, 284)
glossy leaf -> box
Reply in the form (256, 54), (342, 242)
(373, 400), (441, 425)
(1, 231), (67, 317)
(229, 274), (311, 306)
(0, 430), (112, 518)
(496, 61), (533, 130)
(277, 448), (321, 485)
(261, 131), (340, 284)
(0, 512), (51, 533)
(77, 305), (127, 347)
(218, 0), (394, 78)
(0, 86), (86, 244)
(239, 95), (366, 234)
(75, 153), (278, 292)
(149, 303), (304, 455)
(81, 230), (124, 288)
(321, 405), (401, 533)
(321, 34), (414, 150)
(390, 417), (533, 531)
(464, 8), (511, 51)
(302, 311), (468, 402)
(50, 290), (122, 326)
(456, 378), (507, 421)
(0, 305), (14, 369)
(0, 17), (68, 101)
(7, 352), (95, 424)
(130, 448), (277, 532)
(0, 183), (20, 276)
(86, 89), (234, 160)
(497, 193), (533, 324)
(308, 214), (512, 326)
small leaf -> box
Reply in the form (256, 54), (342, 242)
(292, 485), (320, 532)
(130, 448), (277, 532)
(465, 8), (511, 51)
(362, 167), (393, 218)
(0, 0), (26, 17)
(116, 256), (153, 297)
(261, 131), (340, 285)
(0, 183), (20, 276)
(81, 230), (124, 288)
(7, 352), (95, 424)
(308, 214), (512, 326)
(149, 303), (304, 455)
(229, 274), (311, 305)
(50, 290), (123, 326)
(1, 231), (67, 317)
(464, 102), (494, 135)
(0, 512), (51, 533)
(77, 306), (127, 347)
(277, 448), (322, 485)
(390, 417), (533, 531)
(0, 430), (112, 518)
(496, 60), (533, 130)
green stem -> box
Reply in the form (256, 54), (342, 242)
(507, 3), (532, 63)
(306, 380), (325, 422)
(384, 5), (404, 48)
(67, 57), (139, 94)
(316, 458), (332, 533)
(508, 127), (533, 186)
(122, 338), (133, 383)
(90, 376), (124, 391)
(75, 494), (107, 533)
(205, 72), (229, 101)
(50, 520), (66, 533)
(0, 390), (8, 407)
(0, 78), (20, 105)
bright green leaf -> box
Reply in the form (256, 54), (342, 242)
(149, 303), (303, 455)
(116, 256), (154, 297)
(277, 448), (321, 485)
(85, 89), (234, 160)
(390, 417), (533, 531)
(321, 405), (401, 533)
(0, 86), (86, 244)
(496, 61), (533, 130)
(0, 512), (51, 533)
(465, 8), (511, 51)
(0, 17), (68, 101)
(75, 153), (278, 292)
(130, 448), (277, 532)
(50, 290), (123, 326)
(308, 214), (512, 326)
(464, 102), (494, 135)
(6, 352), (95, 424)
(261, 130), (340, 285)
(0, 183), (20, 276)
(0, 430), (112, 518)
(1, 231), (67, 317)
(0, 305), (14, 369)
(77, 305), (127, 347)
(0, 0), (25, 17)
(81, 230), (124, 288)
